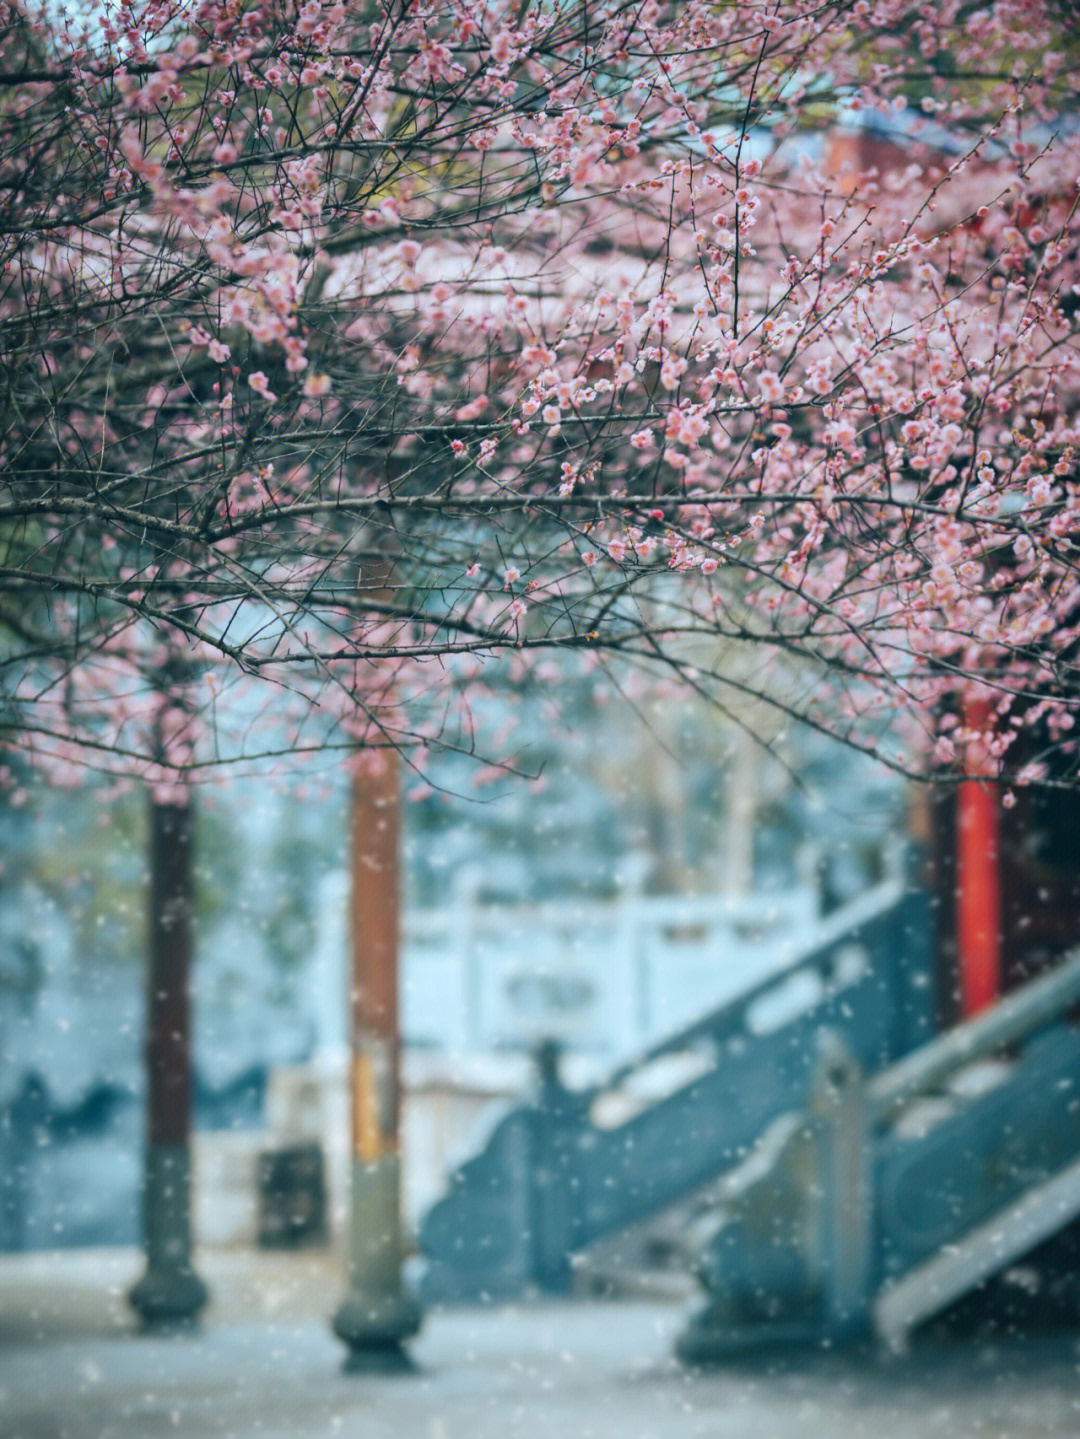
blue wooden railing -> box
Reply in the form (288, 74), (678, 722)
(420, 876), (935, 1301)
(678, 944), (1080, 1359)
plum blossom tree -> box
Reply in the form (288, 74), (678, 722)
(1, 0), (1079, 793)
(3, 0), (1080, 1357)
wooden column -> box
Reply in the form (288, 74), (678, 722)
(332, 751), (420, 1368)
(956, 700), (1001, 1017)
(129, 794), (208, 1327)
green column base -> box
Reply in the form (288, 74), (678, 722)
(332, 1155), (421, 1367)
(333, 1290), (422, 1371)
(129, 1266), (209, 1330)
(129, 1143), (209, 1329)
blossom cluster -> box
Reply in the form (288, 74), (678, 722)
(1, 0), (1078, 786)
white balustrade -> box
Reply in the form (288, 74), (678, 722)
(400, 876), (822, 1063)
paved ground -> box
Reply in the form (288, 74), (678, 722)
(3, 1247), (1080, 1439)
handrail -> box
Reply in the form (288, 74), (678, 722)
(868, 944), (1080, 1123)
(592, 875), (906, 1096)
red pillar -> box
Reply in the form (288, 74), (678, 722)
(956, 700), (1001, 1017)
(347, 753), (402, 1170)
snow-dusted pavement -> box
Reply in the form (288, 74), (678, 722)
(2, 1248), (1080, 1439)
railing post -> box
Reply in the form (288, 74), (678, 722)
(811, 1032), (872, 1341)
(531, 1038), (576, 1291)
(617, 855), (651, 1048)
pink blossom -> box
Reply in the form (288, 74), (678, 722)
(455, 394), (489, 422)
(758, 373), (785, 404)
(4, 0), (1080, 798)
(248, 371), (276, 401)
(303, 372), (332, 398)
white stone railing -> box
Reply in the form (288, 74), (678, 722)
(400, 875), (821, 1062)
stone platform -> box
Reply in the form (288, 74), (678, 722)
(2, 1246), (1079, 1439)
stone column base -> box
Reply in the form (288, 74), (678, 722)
(129, 1143), (209, 1329)
(332, 1156), (421, 1368)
